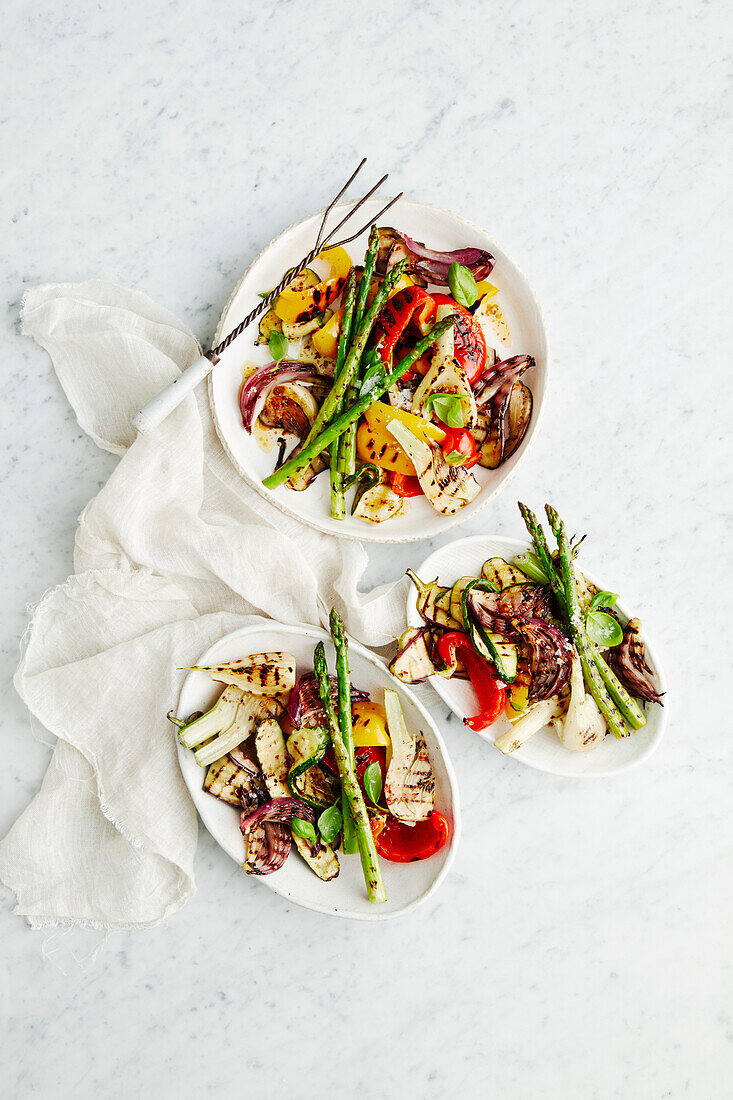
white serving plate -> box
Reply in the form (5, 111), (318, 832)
(210, 197), (548, 542)
(406, 536), (668, 778)
(176, 622), (460, 919)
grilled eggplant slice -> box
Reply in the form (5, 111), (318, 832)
(473, 382), (533, 469)
(352, 477), (407, 523)
(176, 685), (244, 749)
(256, 718), (339, 881)
(406, 570), (462, 629)
(256, 308), (284, 346)
(481, 557), (529, 590)
(449, 576), (475, 627)
(288, 765), (338, 810)
(383, 690), (434, 824)
(203, 756), (248, 806)
(389, 627), (440, 684)
(281, 309), (330, 341)
(189, 652), (296, 696)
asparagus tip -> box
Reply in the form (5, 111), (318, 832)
(329, 607), (346, 642)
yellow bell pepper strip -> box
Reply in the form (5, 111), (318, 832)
(316, 245), (352, 283)
(263, 314), (458, 491)
(352, 701), (391, 749)
(356, 403), (447, 475)
(363, 400), (445, 444)
(275, 274), (347, 326)
(356, 421), (416, 476)
(475, 280), (499, 301)
(311, 306), (345, 359)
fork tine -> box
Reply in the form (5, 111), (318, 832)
(329, 191), (404, 248)
(319, 172), (389, 249)
(313, 158), (367, 253)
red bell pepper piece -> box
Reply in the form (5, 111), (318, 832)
(436, 630), (506, 731)
(375, 811), (449, 862)
(440, 426), (481, 469)
(372, 286), (434, 374)
(390, 472), (424, 497)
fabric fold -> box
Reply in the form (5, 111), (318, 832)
(1, 280), (407, 930)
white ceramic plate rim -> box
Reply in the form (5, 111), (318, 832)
(176, 622), (461, 920)
(406, 535), (668, 778)
(209, 197), (549, 543)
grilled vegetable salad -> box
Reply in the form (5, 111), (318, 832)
(171, 610), (448, 903)
(241, 226), (534, 524)
(391, 502), (663, 754)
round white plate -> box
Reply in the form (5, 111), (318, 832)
(406, 536), (668, 778)
(210, 197), (548, 542)
(176, 622), (460, 919)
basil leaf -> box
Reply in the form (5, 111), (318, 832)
(291, 817), (317, 844)
(512, 551), (549, 583)
(586, 610), (623, 647)
(257, 290), (273, 300)
(424, 392), (466, 428)
(363, 761), (383, 805)
(268, 329), (288, 363)
(359, 350), (387, 398)
(317, 804), (342, 846)
(448, 261), (478, 308)
(444, 449), (466, 466)
(589, 590), (619, 611)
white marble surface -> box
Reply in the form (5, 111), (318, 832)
(1, 1), (730, 1096)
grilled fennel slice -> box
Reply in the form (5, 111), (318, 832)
(255, 718), (339, 881)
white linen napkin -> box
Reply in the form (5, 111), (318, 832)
(0, 281), (408, 930)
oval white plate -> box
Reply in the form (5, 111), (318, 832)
(406, 536), (668, 778)
(176, 622), (460, 919)
(210, 197), (548, 543)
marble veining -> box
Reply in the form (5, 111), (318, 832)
(1, 1), (730, 1097)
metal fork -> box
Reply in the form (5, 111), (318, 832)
(131, 160), (402, 434)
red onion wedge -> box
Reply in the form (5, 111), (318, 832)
(402, 234), (495, 284)
(609, 618), (664, 705)
(513, 617), (574, 703)
(240, 796), (315, 831)
(239, 361), (318, 432)
(287, 672), (369, 729)
(243, 822), (292, 875)
(472, 355), (534, 407)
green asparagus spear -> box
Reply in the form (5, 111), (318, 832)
(338, 226), (380, 475)
(329, 269), (358, 520)
(330, 608), (358, 853)
(313, 640), (386, 903)
(518, 503), (646, 732)
(544, 506), (629, 739)
(592, 650), (647, 729)
(297, 258), (408, 455)
(263, 314), (457, 491)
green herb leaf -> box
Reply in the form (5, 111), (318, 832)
(444, 449), (466, 466)
(424, 392), (466, 428)
(512, 551), (549, 583)
(291, 817), (317, 844)
(268, 329), (288, 363)
(586, 610), (623, 647)
(317, 804), (342, 846)
(589, 590), (619, 611)
(359, 348), (387, 398)
(448, 262), (478, 308)
(257, 290), (273, 300)
(363, 762), (383, 805)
